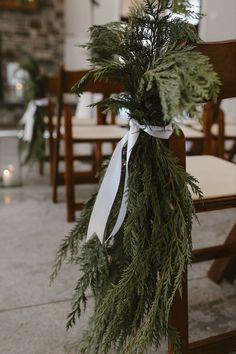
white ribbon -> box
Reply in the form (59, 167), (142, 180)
(87, 119), (173, 244)
(20, 98), (49, 141)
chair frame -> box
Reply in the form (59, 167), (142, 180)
(38, 74), (59, 180)
(168, 40), (236, 354)
(199, 40), (236, 160)
(63, 104), (125, 221)
(52, 66), (122, 204)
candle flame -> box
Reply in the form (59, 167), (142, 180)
(3, 169), (11, 177)
(16, 82), (23, 90)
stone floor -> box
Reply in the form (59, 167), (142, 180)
(0, 161), (236, 354)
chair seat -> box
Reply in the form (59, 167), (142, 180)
(115, 116), (129, 127)
(187, 155), (236, 202)
(181, 125), (205, 140)
(175, 117), (203, 130)
(44, 116), (96, 126)
(63, 125), (126, 142)
(182, 118), (203, 131)
(211, 122), (236, 138)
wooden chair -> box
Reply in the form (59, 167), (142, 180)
(198, 40), (236, 161)
(210, 106), (236, 161)
(167, 40), (236, 354)
(63, 104), (125, 221)
(40, 75), (59, 177)
(179, 102), (236, 159)
(52, 66), (123, 205)
(181, 125), (205, 155)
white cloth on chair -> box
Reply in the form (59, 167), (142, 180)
(20, 98), (49, 142)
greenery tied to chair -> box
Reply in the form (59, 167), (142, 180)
(19, 54), (46, 165)
(51, 1), (220, 353)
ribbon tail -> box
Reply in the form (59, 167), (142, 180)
(86, 132), (129, 243)
(20, 98), (49, 142)
(107, 121), (140, 241)
(21, 101), (37, 142)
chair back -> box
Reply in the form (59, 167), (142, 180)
(58, 65), (123, 124)
(196, 40), (236, 155)
(197, 40), (236, 100)
(41, 74), (59, 96)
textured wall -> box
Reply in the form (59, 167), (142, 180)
(0, 0), (65, 125)
(0, 0), (64, 74)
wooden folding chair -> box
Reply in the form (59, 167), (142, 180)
(52, 66), (123, 204)
(167, 40), (236, 354)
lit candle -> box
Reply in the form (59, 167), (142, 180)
(2, 169), (13, 187)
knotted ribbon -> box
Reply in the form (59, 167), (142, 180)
(20, 98), (49, 141)
(87, 119), (173, 244)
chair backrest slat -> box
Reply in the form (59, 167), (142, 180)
(57, 66), (123, 125)
(59, 67), (122, 95)
(41, 74), (59, 96)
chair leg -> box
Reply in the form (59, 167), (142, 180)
(168, 270), (189, 354)
(208, 223), (236, 283)
(95, 142), (103, 170)
(47, 101), (54, 185)
(64, 105), (75, 222)
(228, 141), (236, 162)
(52, 116), (61, 203)
(202, 103), (214, 155)
(217, 110), (225, 159)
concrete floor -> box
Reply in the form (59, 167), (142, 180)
(0, 161), (236, 354)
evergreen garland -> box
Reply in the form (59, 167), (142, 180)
(19, 54), (46, 165)
(51, 1), (220, 353)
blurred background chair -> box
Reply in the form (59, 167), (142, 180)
(63, 104), (126, 221)
(197, 40), (236, 162)
(52, 67), (126, 220)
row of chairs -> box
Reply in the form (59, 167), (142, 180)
(40, 65), (235, 222)
(35, 40), (236, 353)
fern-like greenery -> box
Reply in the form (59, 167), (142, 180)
(18, 53), (46, 165)
(51, 1), (220, 353)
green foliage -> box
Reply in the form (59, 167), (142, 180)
(18, 53), (45, 165)
(20, 108), (46, 164)
(51, 0), (220, 353)
(19, 53), (43, 103)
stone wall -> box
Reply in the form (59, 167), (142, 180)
(0, 0), (65, 126)
(0, 0), (64, 73)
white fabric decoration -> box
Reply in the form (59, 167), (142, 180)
(87, 119), (173, 243)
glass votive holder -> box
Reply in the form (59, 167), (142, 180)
(0, 130), (22, 188)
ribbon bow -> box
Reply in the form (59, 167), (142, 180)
(20, 98), (49, 141)
(87, 119), (173, 243)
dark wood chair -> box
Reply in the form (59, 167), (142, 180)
(198, 40), (236, 161)
(210, 106), (236, 161)
(168, 40), (236, 354)
(52, 66), (124, 205)
(63, 104), (126, 221)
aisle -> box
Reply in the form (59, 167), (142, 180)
(0, 168), (235, 354)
